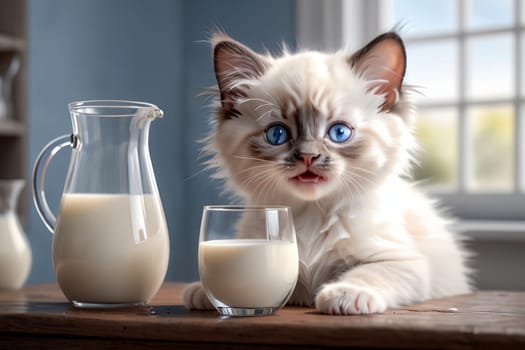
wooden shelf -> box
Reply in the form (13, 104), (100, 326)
(0, 34), (24, 51)
(0, 119), (25, 136)
(0, 0), (27, 218)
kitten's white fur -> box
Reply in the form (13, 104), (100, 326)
(184, 33), (472, 315)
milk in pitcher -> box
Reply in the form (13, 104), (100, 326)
(53, 193), (169, 305)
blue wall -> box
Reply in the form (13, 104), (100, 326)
(27, 0), (184, 283)
(26, 0), (295, 284)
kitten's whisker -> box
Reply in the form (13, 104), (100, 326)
(238, 166), (278, 191)
(237, 97), (279, 109)
(341, 165), (379, 187)
(349, 177), (371, 201)
(351, 172), (378, 188)
(338, 171), (367, 198)
(233, 155), (274, 163)
(253, 175), (275, 204)
(345, 164), (378, 176)
(344, 171), (375, 186)
(239, 168), (272, 188)
(255, 109), (277, 121)
(183, 166), (211, 182)
(346, 178), (365, 204)
(349, 179), (366, 198)
(254, 103), (279, 112)
(240, 166), (287, 204)
(261, 177), (273, 204)
(340, 173), (369, 195)
(236, 161), (279, 172)
(336, 176), (356, 206)
(236, 164), (276, 175)
(265, 168), (287, 204)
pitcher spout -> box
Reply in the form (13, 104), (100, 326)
(150, 107), (164, 119)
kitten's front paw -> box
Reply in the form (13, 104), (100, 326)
(315, 283), (387, 315)
(183, 281), (214, 310)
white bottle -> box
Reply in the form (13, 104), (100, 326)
(0, 179), (31, 289)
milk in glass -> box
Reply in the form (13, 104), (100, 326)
(199, 239), (298, 308)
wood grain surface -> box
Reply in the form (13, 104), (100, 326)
(0, 283), (524, 349)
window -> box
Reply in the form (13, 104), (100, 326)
(297, 0), (525, 222)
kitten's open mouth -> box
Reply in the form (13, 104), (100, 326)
(292, 170), (325, 184)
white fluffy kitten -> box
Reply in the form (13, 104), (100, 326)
(183, 32), (472, 315)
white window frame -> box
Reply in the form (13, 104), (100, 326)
(296, 0), (525, 231)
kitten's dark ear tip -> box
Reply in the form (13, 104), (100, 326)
(211, 33), (269, 111)
(350, 31), (407, 112)
(351, 32), (406, 67)
(209, 32), (234, 49)
(377, 31), (404, 43)
(382, 31), (404, 43)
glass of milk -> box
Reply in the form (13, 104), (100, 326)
(198, 205), (298, 316)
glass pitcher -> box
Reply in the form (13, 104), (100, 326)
(32, 100), (170, 308)
(0, 179), (32, 289)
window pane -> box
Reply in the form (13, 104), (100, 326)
(522, 0), (525, 25)
(522, 34), (525, 98)
(405, 40), (458, 103)
(413, 108), (458, 190)
(521, 104), (525, 192)
(467, 104), (514, 192)
(465, 0), (513, 29)
(392, 0), (456, 36)
(466, 34), (514, 99)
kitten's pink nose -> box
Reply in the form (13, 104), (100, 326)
(296, 153), (320, 167)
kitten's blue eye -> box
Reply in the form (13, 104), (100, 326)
(265, 124), (289, 145)
(327, 123), (352, 143)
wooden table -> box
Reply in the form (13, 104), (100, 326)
(0, 283), (524, 349)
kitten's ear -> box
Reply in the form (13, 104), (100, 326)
(350, 32), (406, 112)
(211, 33), (270, 108)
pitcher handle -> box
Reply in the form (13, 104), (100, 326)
(32, 134), (75, 234)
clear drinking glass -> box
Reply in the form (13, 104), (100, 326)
(198, 205), (298, 316)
